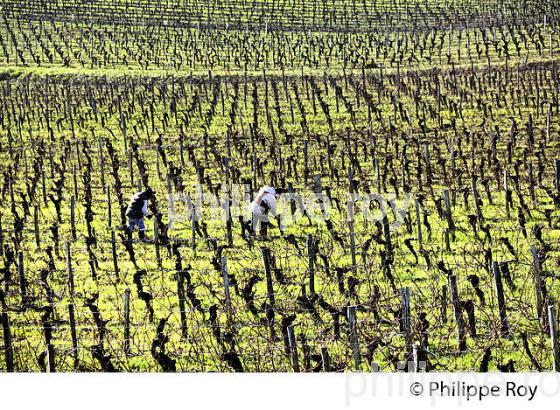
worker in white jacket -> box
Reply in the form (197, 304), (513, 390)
(249, 186), (283, 236)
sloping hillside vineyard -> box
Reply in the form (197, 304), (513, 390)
(0, 0), (560, 372)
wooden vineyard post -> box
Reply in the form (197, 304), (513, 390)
(449, 275), (467, 351)
(203, 133), (209, 164)
(412, 344), (420, 372)
(261, 248), (276, 340)
(72, 165), (78, 202)
(34, 206), (40, 248)
(106, 186), (112, 228)
(0, 215), (3, 256)
(42, 168), (48, 204)
(119, 98), (127, 152)
(349, 218), (357, 271)
(66, 242), (74, 295)
(345, 128), (352, 165)
(179, 136), (185, 169)
(424, 143), (432, 185)
(400, 287), (411, 352)
(176, 270), (188, 338)
(555, 159), (560, 198)
(18, 252), (27, 308)
(444, 229), (451, 252)
(441, 285), (448, 323)
(70, 196), (76, 241)
(375, 158), (381, 193)
(154, 218), (161, 269)
(548, 305), (559, 371)
(67, 229), (78, 366)
(68, 303), (78, 367)
(124, 287), (131, 356)
(320, 347), (331, 372)
(528, 163), (536, 203)
(546, 104), (552, 141)
(224, 158), (233, 247)
(250, 127), (257, 189)
(443, 189), (455, 234)
(191, 206), (197, 251)
(492, 261), (509, 336)
(306, 235), (315, 297)
(222, 256), (231, 308)
(1, 302), (14, 372)
(287, 324), (300, 372)
(347, 306), (362, 370)
(415, 199), (422, 245)
(303, 140), (309, 185)
(98, 137), (106, 191)
(314, 174), (326, 217)
(156, 148), (161, 180)
(531, 245), (546, 327)
(382, 215), (393, 262)
(128, 151), (134, 187)
(503, 171), (510, 218)
(348, 167), (357, 270)
(471, 176), (482, 221)
(46, 344), (55, 373)
(111, 231), (119, 278)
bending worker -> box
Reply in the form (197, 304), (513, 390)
(125, 187), (155, 242)
(250, 186), (284, 236)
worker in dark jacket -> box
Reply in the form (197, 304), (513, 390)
(125, 188), (155, 241)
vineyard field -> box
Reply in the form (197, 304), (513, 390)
(0, 0), (560, 372)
